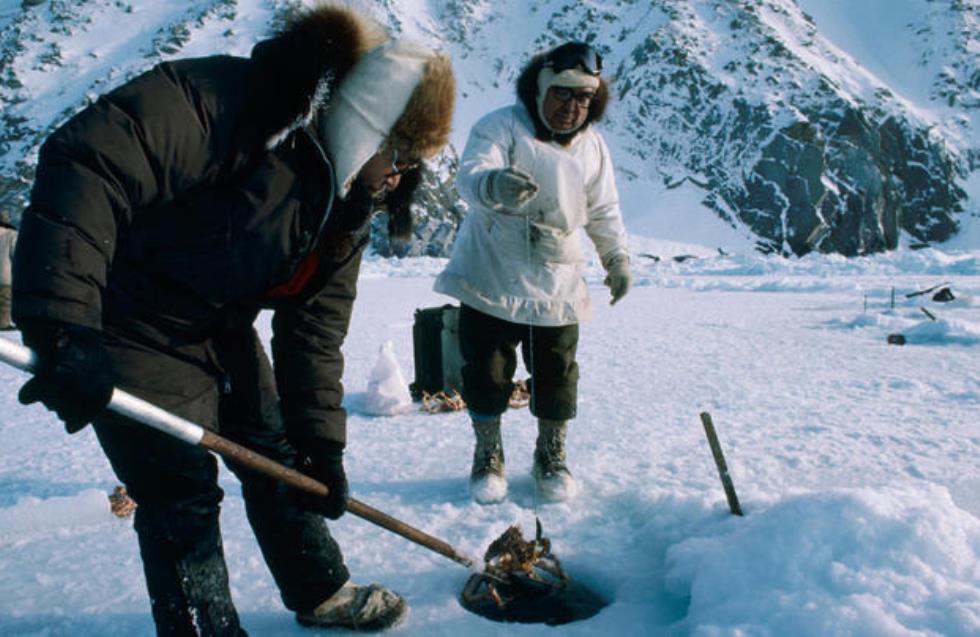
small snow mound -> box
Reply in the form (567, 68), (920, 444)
(904, 317), (980, 346)
(360, 340), (413, 416)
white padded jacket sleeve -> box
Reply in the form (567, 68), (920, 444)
(584, 132), (629, 266)
(454, 110), (514, 210)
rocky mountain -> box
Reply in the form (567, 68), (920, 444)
(0, 0), (977, 256)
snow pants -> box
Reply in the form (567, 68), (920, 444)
(458, 304), (579, 420)
(92, 325), (349, 636)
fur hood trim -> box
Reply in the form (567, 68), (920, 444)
(387, 52), (455, 161)
(249, 5), (386, 149)
(319, 40), (455, 197)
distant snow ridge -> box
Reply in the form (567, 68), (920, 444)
(0, 489), (110, 537)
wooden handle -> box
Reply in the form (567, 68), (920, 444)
(201, 431), (474, 567)
(202, 431), (329, 496)
(346, 499), (473, 568)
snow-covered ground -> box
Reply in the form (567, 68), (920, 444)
(1, 242), (977, 636)
(1, 0), (978, 634)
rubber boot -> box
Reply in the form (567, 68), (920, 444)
(532, 418), (578, 502)
(469, 417), (506, 504)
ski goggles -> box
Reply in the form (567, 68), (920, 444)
(543, 42), (603, 76)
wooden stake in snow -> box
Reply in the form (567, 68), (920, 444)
(700, 412), (743, 516)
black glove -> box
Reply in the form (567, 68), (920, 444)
(294, 438), (349, 520)
(18, 321), (115, 434)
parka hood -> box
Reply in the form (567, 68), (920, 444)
(319, 40), (454, 197)
(247, 5), (385, 150)
(244, 5), (454, 199)
(516, 52), (609, 146)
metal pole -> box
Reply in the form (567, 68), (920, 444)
(0, 337), (474, 568)
(699, 411), (743, 516)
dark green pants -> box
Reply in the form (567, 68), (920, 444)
(93, 326), (348, 636)
(458, 304), (579, 420)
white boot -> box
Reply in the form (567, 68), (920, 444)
(295, 581), (408, 631)
(470, 417), (507, 504)
(532, 418), (578, 503)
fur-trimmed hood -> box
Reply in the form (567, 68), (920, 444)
(516, 51), (609, 146)
(246, 5), (385, 150)
(319, 39), (454, 197)
(245, 5), (454, 199)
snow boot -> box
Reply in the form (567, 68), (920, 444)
(470, 417), (506, 504)
(532, 418), (578, 502)
(295, 581), (408, 631)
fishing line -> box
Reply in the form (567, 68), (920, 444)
(525, 199), (541, 516)
(509, 143), (542, 515)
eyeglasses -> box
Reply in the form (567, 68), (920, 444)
(543, 42), (603, 76)
(550, 86), (597, 108)
(389, 148), (420, 177)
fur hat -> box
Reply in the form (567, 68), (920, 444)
(319, 40), (455, 197)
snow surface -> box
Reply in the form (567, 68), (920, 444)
(0, 0), (978, 634)
(1, 245), (978, 636)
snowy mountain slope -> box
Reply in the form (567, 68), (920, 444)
(795, 0), (980, 138)
(378, 0), (979, 254)
(0, 0), (282, 208)
(0, 0), (978, 256)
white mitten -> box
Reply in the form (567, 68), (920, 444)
(480, 167), (539, 211)
(602, 253), (632, 305)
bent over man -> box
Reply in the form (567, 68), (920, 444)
(435, 41), (631, 505)
(13, 6), (453, 634)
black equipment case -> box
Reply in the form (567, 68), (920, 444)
(409, 304), (464, 400)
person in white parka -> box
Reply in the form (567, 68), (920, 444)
(434, 42), (632, 504)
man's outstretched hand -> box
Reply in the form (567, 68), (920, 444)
(481, 167), (539, 211)
(603, 254), (632, 305)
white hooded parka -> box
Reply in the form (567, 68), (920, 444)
(434, 103), (629, 326)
